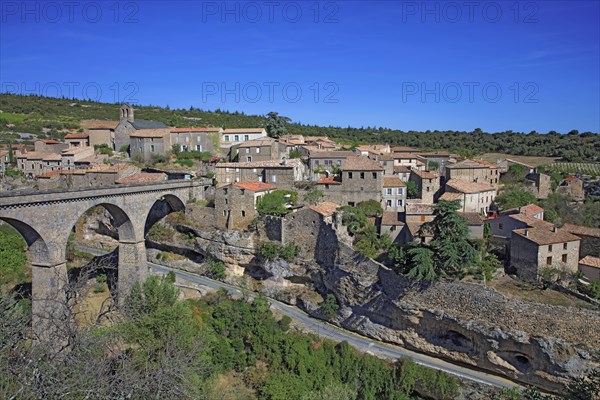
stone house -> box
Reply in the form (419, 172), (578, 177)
(403, 203), (435, 244)
(170, 127), (222, 153)
(277, 135), (306, 154)
(393, 153), (422, 169)
(409, 169), (440, 204)
(114, 104), (168, 152)
(560, 224), (600, 258)
(394, 165), (411, 182)
(379, 211), (406, 244)
(391, 146), (419, 154)
(37, 163), (142, 190)
(510, 226), (581, 282)
(418, 151), (451, 173)
(524, 172), (551, 200)
(443, 179), (496, 214)
(355, 144), (391, 158)
(0, 151), (9, 174)
(308, 151), (354, 178)
(17, 152), (62, 178)
(488, 212), (555, 240)
(578, 256), (600, 281)
(382, 176), (406, 211)
(377, 154), (396, 175)
(317, 155), (383, 206)
(80, 119), (118, 148)
(231, 138), (286, 163)
(215, 181), (277, 230)
(461, 212), (484, 240)
(34, 139), (69, 153)
(498, 158), (535, 174)
(221, 128), (267, 148)
(64, 133), (90, 148)
(130, 129), (172, 161)
(304, 136), (337, 150)
(556, 177), (585, 201)
(215, 159), (305, 190)
(445, 159), (499, 189)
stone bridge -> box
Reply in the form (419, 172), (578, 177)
(0, 180), (205, 339)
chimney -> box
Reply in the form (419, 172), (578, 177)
(552, 226), (558, 233)
(282, 157), (288, 166)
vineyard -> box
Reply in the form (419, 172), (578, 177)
(543, 162), (600, 176)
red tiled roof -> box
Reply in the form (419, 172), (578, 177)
(232, 181), (277, 192)
(171, 127), (222, 133)
(80, 119), (118, 129)
(405, 203), (434, 215)
(64, 133), (89, 139)
(383, 177), (406, 187)
(316, 176), (342, 185)
(130, 128), (171, 138)
(513, 227), (581, 245)
(309, 201), (340, 217)
(439, 192), (463, 201)
(460, 212), (484, 225)
(38, 139), (60, 144)
(519, 204), (544, 216)
(508, 213), (555, 230)
(474, 159), (498, 168)
(393, 165), (411, 173)
(310, 151), (354, 159)
(446, 179), (495, 194)
(563, 176), (578, 183)
(115, 172), (167, 184)
(392, 146), (419, 152)
(37, 170), (62, 179)
(223, 128), (265, 133)
(579, 256), (600, 269)
(217, 159), (303, 169)
(343, 155), (384, 171)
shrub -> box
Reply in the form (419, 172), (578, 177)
(356, 199), (383, 217)
(256, 190), (298, 216)
(96, 274), (107, 284)
(320, 294), (339, 319)
(175, 159), (194, 167)
(94, 144), (113, 156)
(119, 145), (130, 153)
(259, 242), (300, 261)
(93, 283), (106, 293)
(205, 258), (227, 280)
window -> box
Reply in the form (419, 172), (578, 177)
(234, 135), (239, 141)
(563, 243), (567, 250)
(224, 198), (228, 205)
(348, 201), (355, 207)
(246, 148), (250, 153)
(224, 135), (229, 141)
(562, 254), (567, 263)
(235, 167), (239, 172)
(223, 210), (226, 216)
(360, 172), (365, 179)
(397, 199), (403, 206)
(386, 200), (392, 207)
(548, 244), (553, 251)
(387, 188), (393, 195)
(372, 172), (377, 179)
(197, 136), (201, 143)
(421, 215), (425, 222)
(325, 184), (330, 189)
(315, 160), (320, 165)
(397, 188), (404, 195)
(242, 210), (246, 217)
(196, 145), (202, 151)
(337, 160), (342, 165)
(348, 172), (353, 179)
(272, 175), (277, 182)
(546, 256), (552, 265)
(247, 156), (252, 162)
(499, 223), (504, 230)
(223, 188), (228, 194)
(244, 135), (249, 141)
(256, 148), (260, 153)
(150, 145), (155, 152)
(225, 167), (230, 172)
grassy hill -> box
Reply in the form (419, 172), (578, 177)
(1, 93), (599, 162)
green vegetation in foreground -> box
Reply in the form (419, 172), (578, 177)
(0, 223), (29, 289)
(1, 93), (599, 162)
(0, 274), (463, 399)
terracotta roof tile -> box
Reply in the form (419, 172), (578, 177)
(383, 177), (406, 187)
(309, 201), (340, 217)
(38, 139), (60, 144)
(439, 192), (463, 201)
(411, 169), (437, 179)
(508, 213), (555, 230)
(64, 133), (89, 139)
(446, 179), (495, 193)
(171, 127), (222, 133)
(579, 256), (600, 269)
(343, 155), (384, 171)
(513, 227), (581, 245)
(393, 165), (411, 173)
(223, 128), (266, 133)
(447, 159), (494, 169)
(392, 146), (419, 152)
(309, 151), (354, 159)
(316, 176), (342, 185)
(232, 181), (277, 192)
(217, 159), (303, 169)
(405, 203), (434, 214)
(460, 212), (484, 225)
(519, 204), (544, 216)
(115, 172), (167, 184)
(80, 119), (118, 129)
(129, 128), (171, 138)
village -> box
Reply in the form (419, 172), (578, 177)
(1, 103), (598, 288)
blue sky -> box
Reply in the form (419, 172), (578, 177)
(1, 0), (599, 133)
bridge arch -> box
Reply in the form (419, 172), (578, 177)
(0, 217), (50, 265)
(144, 193), (187, 236)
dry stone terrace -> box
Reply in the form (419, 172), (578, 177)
(0, 180), (205, 340)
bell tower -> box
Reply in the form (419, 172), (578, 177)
(120, 104), (134, 122)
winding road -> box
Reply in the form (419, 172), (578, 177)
(79, 245), (519, 390)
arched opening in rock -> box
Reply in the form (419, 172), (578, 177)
(433, 329), (475, 354)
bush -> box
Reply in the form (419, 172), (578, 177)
(119, 144), (130, 153)
(205, 258), (227, 280)
(93, 283), (106, 293)
(356, 199), (383, 217)
(259, 242), (300, 261)
(175, 159), (194, 167)
(256, 190), (298, 216)
(96, 274), (107, 284)
(94, 144), (113, 156)
(320, 294), (339, 319)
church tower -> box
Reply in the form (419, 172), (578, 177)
(120, 104), (134, 122)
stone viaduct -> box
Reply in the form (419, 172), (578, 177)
(0, 180), (205, 339)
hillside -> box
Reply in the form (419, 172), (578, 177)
(1, 93), (599, 162)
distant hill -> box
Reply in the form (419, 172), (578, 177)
(1, 93), (599, 162)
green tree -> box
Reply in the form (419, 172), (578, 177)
(320, 293), (339, 319)
(422, 200), (480, 279)
(265, 111), (291, 138)
(356, 199), (383, 217)
(407, 247), (436, 281)
(256, 190), (298, 216)
(406, 180), (419, 199)
(304, 189), (324, 205)
(495, 186), (537, 210)
(289, 148), (302, 159)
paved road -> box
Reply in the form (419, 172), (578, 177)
(78, 245), (518, 390)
